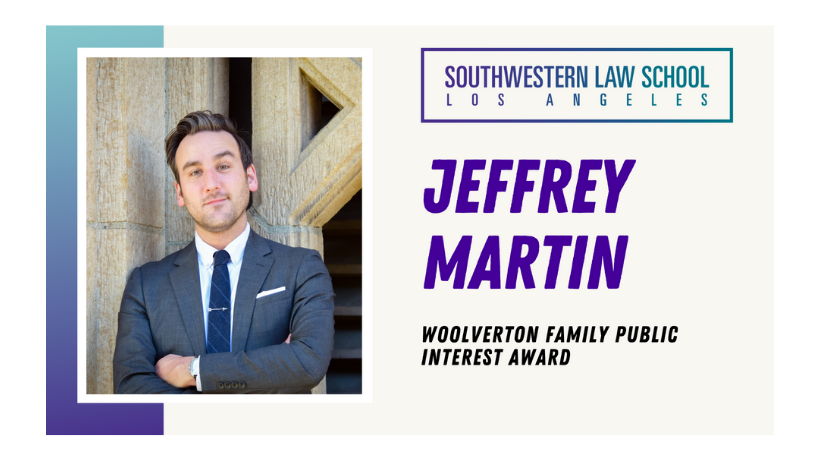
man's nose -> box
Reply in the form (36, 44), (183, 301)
(203, 169), (220, 191)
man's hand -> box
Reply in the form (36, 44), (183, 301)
(155, 354), (195, 388)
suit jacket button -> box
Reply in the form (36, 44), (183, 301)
(239, 382), (245, 389)
(231, 382), (238, 389)
(217, 382), (224, 389)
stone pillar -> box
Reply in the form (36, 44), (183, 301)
(86, 57), (166, 394)
(164, 58), (230, 255)
(251, 57), (363, 394)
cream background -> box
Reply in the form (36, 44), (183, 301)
(161, 26), (772, 434)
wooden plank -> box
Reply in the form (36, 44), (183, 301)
(333, 286), (362, 307)
(322, 236), (362, 264)
(326, 264), (361, 276)
(325, 371), (362, 394)
(323, 219), (362, 231)
(334, 306), (362, 317)
(331, 348), (362, 360)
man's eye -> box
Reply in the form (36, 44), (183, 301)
(218, 164), (230, 170)
(190, 170), (201, 177)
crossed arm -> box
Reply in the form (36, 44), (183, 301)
(153, 333), (291, 388)
(113, 251), (335, 394)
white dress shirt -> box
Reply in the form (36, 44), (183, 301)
(195, 222), (251, 349)
(192, 223), (251, 390)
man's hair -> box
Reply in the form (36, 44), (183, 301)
(165, 110), (254, 209)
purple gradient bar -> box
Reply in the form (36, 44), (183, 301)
(47, 26), (164, 435)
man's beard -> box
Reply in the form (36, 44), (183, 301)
(188, 191), (249, 234)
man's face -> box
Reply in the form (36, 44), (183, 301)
(174, 131), (258, 235)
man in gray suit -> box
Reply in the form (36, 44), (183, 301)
(113, 111), (334, 394)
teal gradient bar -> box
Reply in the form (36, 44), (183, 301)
(46, 26), (164, 435)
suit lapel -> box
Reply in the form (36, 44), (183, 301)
(169, 243), (207, 357)
(233, 231), (274, 352)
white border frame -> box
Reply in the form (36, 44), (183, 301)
(77, 47), (373, 404)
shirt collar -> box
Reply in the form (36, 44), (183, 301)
(194, 223), (251, 268)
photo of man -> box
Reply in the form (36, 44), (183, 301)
(113, 111), (335, 394)
(85, 56), (363, 395)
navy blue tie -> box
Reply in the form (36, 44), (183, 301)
(206, 250), (232, 353)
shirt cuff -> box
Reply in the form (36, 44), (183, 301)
(192, 356), (202, 392)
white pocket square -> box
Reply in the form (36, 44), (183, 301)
(256, 287), (286, 298)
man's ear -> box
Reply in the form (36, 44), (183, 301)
(247, 164), (258, 192)
(175, 182), (185, 207)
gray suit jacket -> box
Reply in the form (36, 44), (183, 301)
(112, 230), (335, 394)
